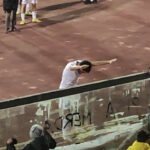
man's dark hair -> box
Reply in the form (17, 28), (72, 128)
(137, 130), (150, 142)
(79, 60), (92, 73)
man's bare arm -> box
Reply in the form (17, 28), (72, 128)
(91, 58), (117, 66)
(70, 65), (89, 71)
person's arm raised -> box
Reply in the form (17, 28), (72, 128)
(70, 65), (89, 71)
(91, 58), (117, 66)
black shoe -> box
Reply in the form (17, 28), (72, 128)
(11, 26), (17, 32)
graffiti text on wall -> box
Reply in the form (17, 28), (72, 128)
(54, 112), (92, 130)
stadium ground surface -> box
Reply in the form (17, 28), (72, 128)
(0, 0), (150, 100)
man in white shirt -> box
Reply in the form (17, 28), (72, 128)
(60, 58), (117, 89)
(59, 60), (84, 89)
(59, 58), (117, 142)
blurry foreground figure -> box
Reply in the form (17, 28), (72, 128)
(22, 123), (56, 150)
(127, 130), (150, 150)
(6, 137), (17, 150)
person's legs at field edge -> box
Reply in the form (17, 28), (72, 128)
(31, 0), (41, 23)
(20, 0), (26, 25)
(20, 0), (41, 24)
(25, 3), (32, 15)
(16, 0), (21, 14)
(17, 0), (31, 15)
(5, 10), (11, 33)
(12, 9), (17, 31)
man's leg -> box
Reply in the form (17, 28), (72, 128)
(20, 0), (27, 24)
(25, 2), (32, 15)
(16, 0), (21, 14)
(12, 10), (17, 31)
(31, 0), (41, 23)
(5, 11), (11, 33)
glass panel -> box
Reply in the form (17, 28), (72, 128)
(0, 79), (150, 149)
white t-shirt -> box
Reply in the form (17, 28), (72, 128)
(59, 60), (81, 89)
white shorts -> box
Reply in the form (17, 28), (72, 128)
(22, 0), (37, 4)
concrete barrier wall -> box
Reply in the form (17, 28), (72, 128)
(0, 72), (150, 149)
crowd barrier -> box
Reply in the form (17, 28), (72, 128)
(0, 71), (150, 150)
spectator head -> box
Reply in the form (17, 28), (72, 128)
(29, 124), (44, 139)
(6, 138), (17, 145)
(12, 138), (17, 145)
(79, 60), (92, 73)
(137, 130), (150, 142)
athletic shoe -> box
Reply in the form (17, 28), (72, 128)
(20, 20), (25, 25)
(32, 18), (42, 23)
(11, 26), (18, 32)
(25, 11), (32, 16)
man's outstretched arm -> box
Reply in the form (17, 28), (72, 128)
(70, 65), (89, 71)
(91, 58), (117, 66)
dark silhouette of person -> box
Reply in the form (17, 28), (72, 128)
(3, 0), (18, 33)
